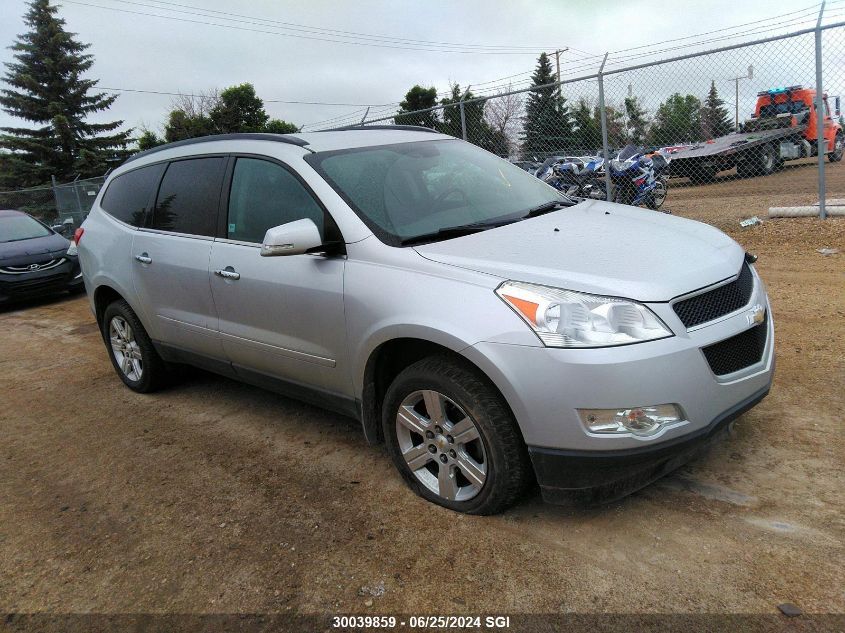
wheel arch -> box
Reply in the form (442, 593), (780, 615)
(359, 335), (520, 448)
(92, 283), (144, 331)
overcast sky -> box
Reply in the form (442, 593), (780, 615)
(1, 0), (843, 136)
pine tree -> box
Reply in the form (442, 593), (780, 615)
(522, 52), (572, 158)
(700, 81), (733, 139)
(0, 0), (131, 187)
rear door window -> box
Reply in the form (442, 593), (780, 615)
(226, 157), (324, 243)
(100, 163), (166, 227)
(150, 157), (227, 236)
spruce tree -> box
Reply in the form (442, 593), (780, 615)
(0, 0), (131, 187)
(700, 81), (733, 139)
(522, 52), (572, 158)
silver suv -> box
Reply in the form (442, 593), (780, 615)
(78, 128), (774, 514)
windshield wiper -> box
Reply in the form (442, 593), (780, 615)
(522, 200), (569, 219)
(400, 221), (504, 246)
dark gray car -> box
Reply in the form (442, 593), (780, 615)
(0, 209), (84, 303)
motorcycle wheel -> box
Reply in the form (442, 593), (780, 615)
(646, 179), (668, 210)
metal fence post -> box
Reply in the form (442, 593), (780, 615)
(459, 95), (467, 141)
(597, 52), (613, 202)
(815, 1), (827, 219)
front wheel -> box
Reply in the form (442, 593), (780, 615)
(382, 356), (532, 514)
(829, 132), (844, 162)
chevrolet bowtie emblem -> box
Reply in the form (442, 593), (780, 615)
(746, 304), (765, 326)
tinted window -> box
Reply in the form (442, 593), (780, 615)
(100, 163), (165, 226)
(227, 158), (324, 243)
(151, 157), (226, 236)
(0, 214), (51, 243)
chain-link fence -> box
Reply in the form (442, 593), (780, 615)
(321, 18), (845, 218)
(0, 175), (105, 227)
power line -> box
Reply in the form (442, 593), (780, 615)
(63, 0), (550, 54)
(118, 0), (563, 51)
(97, 86), (394, 107)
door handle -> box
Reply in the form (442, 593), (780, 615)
(214, 268), (240, 280)
(135, 253), (152, 264)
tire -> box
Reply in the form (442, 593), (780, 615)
(693, 165), (718, 184)
(382, 355), (532, 515)
(102, 299), (169, 393)
(645, 178), (667, 211)
(829, 132), (843, 162)
(742, 144), (776, 177)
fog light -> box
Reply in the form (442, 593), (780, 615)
(577, 404), (684, 437)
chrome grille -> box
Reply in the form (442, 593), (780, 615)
(0, 258), (66, 275)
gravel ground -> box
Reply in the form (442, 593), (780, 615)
(0, 163), (843, 621)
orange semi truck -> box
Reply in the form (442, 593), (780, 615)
(670, 85), (843, 182)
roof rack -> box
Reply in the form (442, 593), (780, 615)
(322, 124), (440, 134)
(123, 132), (310, 164)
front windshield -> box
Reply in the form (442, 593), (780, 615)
(0, 213), (52, 243)
(306, 139), (568, 245)
(617, 144), (641, 161)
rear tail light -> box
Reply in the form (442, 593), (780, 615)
(67, 227), (84, 256)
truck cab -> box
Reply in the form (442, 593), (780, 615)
(750, 85), (841, 151)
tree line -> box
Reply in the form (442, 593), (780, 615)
(395, 52), (736, 159)
(0, 0), (740, 191)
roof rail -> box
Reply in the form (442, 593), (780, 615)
(323, 124), (440, 134)
(123, 132), (310, 164)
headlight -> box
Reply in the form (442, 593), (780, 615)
(496, 281), (672, 348)
(66, 241), (78, 256)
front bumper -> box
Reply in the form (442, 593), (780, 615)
(0, 258), (83, 302)
(462, 273), (775, 504)
(529, 383), (770, 503)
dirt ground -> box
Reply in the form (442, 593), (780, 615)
(1, 162), (843, 621)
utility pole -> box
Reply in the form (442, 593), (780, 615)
(553, 48), (568, 109)
(726, 65), (754, 132)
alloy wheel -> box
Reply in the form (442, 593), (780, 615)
(395, 389), (487, 502)
(109, 316), (143, 381)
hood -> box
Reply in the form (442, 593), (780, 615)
(414, 200), (744, 301)
(0, 232), (70, 265)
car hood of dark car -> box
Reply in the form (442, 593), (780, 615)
(413, 199), (745, 302)
(0, 232), (70, 266)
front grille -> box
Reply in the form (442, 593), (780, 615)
(673, 262), (754, 328)
(0, 272), (68, 295)
(0, 257), (65, 275)
(702, 312), (768, 376)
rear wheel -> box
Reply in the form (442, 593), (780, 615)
(739, 144), (776, 177)
(382, 356), (532, 515)
(829, 132), (843, 162)
(102, 300), (169, 393)
(646, 178), (667, 210)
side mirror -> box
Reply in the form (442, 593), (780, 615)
(260, 218), (322, 257)
(836, 96), (841, 117)
(51, 223), (69, 235)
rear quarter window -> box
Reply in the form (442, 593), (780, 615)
(100, 163), (166, 227)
